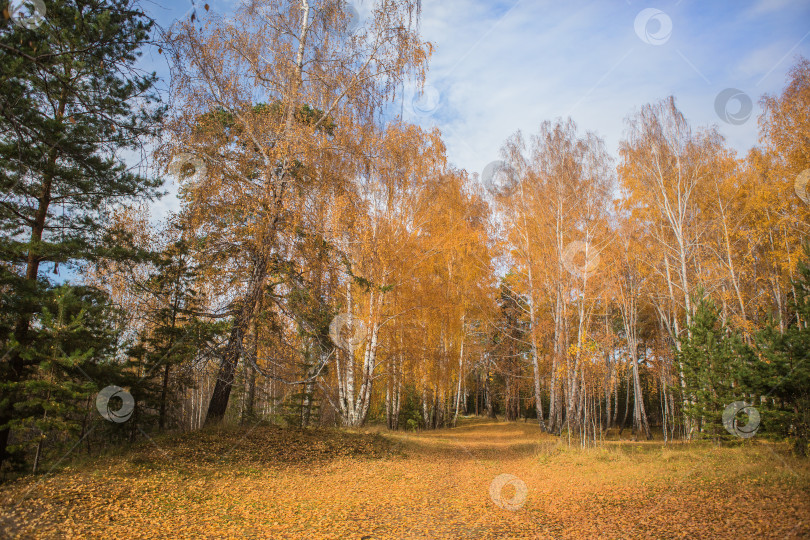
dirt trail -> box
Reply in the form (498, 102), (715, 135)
(1, 418), (808, 539)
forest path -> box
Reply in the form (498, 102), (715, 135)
(1, 418), (808, 539)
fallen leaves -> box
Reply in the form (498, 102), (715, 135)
(0, 419), (808, 539)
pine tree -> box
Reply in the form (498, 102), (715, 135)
(0, 0), (165, 467)
(748, 246), (810, 455)
(4, 285), (121, 472)
(127, 239), (226, 432)
(677, 296), (747, 442)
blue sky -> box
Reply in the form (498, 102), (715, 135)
(137, 0), (810, 217)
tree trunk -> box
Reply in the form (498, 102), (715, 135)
(0, 95), (66, 464)
(243, 308), (260, 424)
(452, 334), (464, 427)
(632, 344), (652, 440)
(391, 354), (402, 429)
(159, 363), (171, 431)
(205, 256), (267, 425)
(485, 364), (495, 419)
(619, 363), (632, 435)
(421, 378), (431, 427)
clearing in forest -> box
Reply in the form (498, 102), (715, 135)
(1, 418), (808, 539)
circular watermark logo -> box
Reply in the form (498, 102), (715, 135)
(722, 401), (760, 439)
(794, 169), (810, 204)
(634, 8), (672, 46)
(96, 385), (135, 423)
(344, 1), (362, 35)
(489, 473), (527, 511)
(168, 153), (207, 180)
(714, 88), (753, 126)
(480, 160), (518, 194)
(329, 313), (367, 351)
(402, 82), (441, 119)
(562, 240), (600, 279)
(8, 0), (46, 29)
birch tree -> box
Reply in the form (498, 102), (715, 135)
(164, 0), (429, 424)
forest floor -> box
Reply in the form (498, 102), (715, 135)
(0, 417), (808, 539)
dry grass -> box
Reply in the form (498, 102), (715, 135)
(0, 418), (807, 539)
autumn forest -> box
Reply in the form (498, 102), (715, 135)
(1, 0), (809, 537)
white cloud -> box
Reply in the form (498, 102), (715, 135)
(735, 41), (799, 80)
(747, 0), (803, 16)
(139, 0), (809, 214)
(409, 0), (808, 176)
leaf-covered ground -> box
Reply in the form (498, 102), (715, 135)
(1, 419), (808, 539)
